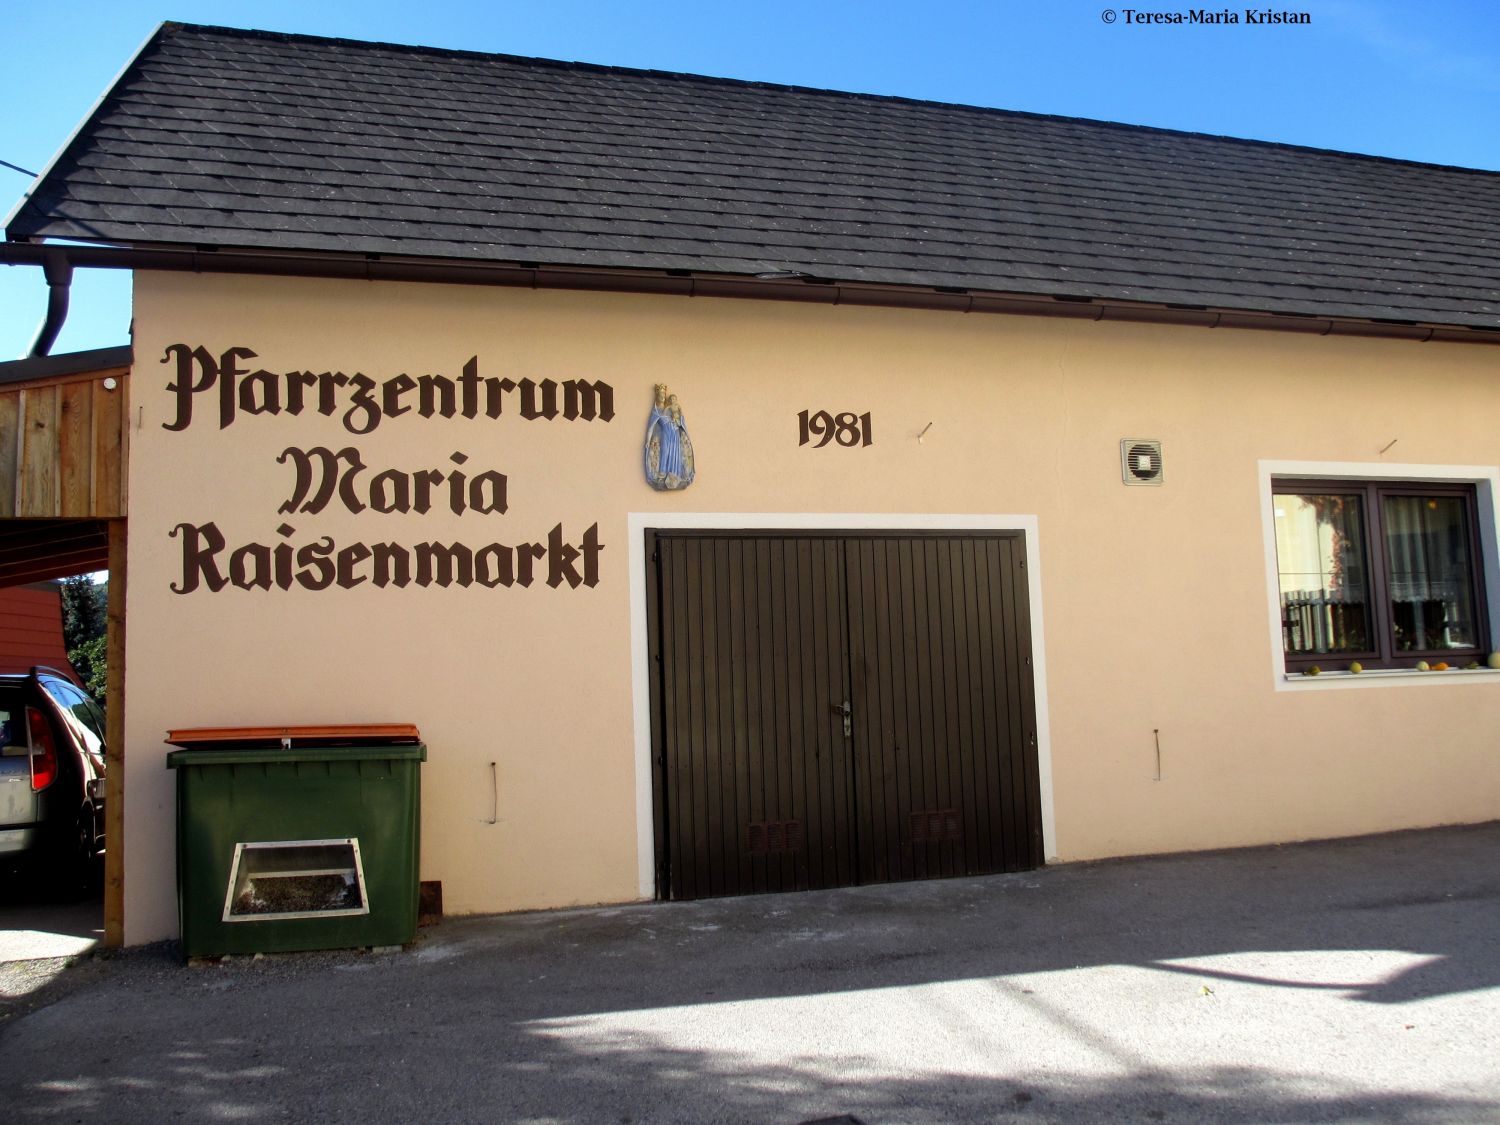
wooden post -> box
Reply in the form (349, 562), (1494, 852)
(104, 518), (127, 947)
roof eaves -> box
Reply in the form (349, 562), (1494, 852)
(4, 237), (1498, 341)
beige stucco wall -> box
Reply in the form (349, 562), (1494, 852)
(123, 270), (1500, 943)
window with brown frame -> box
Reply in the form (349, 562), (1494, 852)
(1272, 479), (1489, 671)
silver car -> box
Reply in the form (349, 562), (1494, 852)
(0, 668), (106, 883)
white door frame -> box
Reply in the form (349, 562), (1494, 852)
(627, 511), (1057, 898)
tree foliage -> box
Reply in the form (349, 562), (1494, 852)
(61, 575), (106, 652)
(72, 635), (109, 702)
(60, 576), (109, 702)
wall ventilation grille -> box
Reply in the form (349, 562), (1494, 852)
(1121, 439), (1164, 486)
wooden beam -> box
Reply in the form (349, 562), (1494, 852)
(117, 377), (129, 515)
(92, 377), (127, 517)
(104, 518), (126, 948)
(0, 363), (131, 395)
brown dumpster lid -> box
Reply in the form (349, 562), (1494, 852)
(165, 723), (422, 748)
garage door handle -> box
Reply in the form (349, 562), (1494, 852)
(831, 700), (851, 738)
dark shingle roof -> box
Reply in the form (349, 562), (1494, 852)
(9, 22), (1500, 329)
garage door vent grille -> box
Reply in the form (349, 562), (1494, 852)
(747, 820), (804, 854)
(911, 809), (962, 844)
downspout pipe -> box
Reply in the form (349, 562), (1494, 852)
(29, 250), (73, 357)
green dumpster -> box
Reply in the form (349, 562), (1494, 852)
(165, 724), (425, 958)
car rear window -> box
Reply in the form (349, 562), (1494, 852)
(41, 679), (104, 756)
(0, 685), (31, 753)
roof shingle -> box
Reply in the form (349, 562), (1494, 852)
(8, 22), (1499, 329)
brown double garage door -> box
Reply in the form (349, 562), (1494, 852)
(647, 531), (1042, 900)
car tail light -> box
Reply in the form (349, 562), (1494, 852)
(27, 706), (58, 791)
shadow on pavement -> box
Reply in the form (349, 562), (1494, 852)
(1, 821), (1496, 1123)
(0, 863), (104, 963)
(9, 1038), (1490, 1124)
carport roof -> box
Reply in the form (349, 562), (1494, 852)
(6, 22), (1500, 332)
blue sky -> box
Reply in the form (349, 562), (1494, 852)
(2, 0), (1497, 359)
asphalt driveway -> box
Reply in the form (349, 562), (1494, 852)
(2, 821), (1497, 1124)
(0, 882), (103, 963)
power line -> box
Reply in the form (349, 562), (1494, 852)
(1, 158), (38, 178)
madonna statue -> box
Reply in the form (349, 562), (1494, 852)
(644, 384), (695, 490)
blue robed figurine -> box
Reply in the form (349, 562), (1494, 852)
(644, 383), (695, 490)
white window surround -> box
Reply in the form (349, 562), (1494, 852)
(627, 511), (1057, 899)
(1259, 460), (1500, 692)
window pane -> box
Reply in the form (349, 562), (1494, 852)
(1275, 493), (1370, 655)
(1383, 495), (1478, 652)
